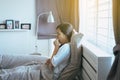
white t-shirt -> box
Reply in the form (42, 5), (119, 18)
(51, 43), (71, 79)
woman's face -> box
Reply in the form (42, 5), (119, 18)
(56, 28), (68, 44)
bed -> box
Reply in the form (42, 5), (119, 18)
(0, 54), (48, 80)
(0, 32), (112, 80)
(0, 32), (83, 80)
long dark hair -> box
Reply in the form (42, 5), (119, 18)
(56, 23), (73, 42)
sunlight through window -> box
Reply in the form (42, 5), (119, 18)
(79, 0), (115, 54)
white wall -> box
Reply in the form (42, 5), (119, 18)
(0, 0), (51, 56)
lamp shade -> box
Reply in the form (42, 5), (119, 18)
(47, 11), (54, 23)
(37, 11), (54, 23)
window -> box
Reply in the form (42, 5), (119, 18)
(79, 0), (115, 54)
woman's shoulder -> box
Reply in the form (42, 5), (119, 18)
(60, 43), (70, 50)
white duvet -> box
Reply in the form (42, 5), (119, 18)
(0, 54), (53, 80)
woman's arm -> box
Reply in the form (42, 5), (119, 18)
(51, 39), (60, 59)
(45, 39), (60, 69)
(51, 43), (70, 67)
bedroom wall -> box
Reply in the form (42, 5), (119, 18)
(0, 0), (53, 56)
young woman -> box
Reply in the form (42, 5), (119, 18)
(0, 22), (73, 80)
(45, 23), (73, 80)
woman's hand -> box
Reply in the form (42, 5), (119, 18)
(54, 39), (60, 48)
(45, 59), (54, 70)
(45, 58), (51, 65)
(54, 39), (60, 46)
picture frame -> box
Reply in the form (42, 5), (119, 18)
(0, 24), (6, 29)
(15, 21), (19, 29)
(6, 20), (14, 29)
(21, 23), (31, 30)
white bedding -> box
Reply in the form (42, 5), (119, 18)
(0, 65), (40, 80)
(0, 54), (52, 80)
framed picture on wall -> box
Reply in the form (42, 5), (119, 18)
(21, 23), (31, 30)
(14, 20), (19, 29)
(0, 24), (6, 29)
(6, 20), (14, 29)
